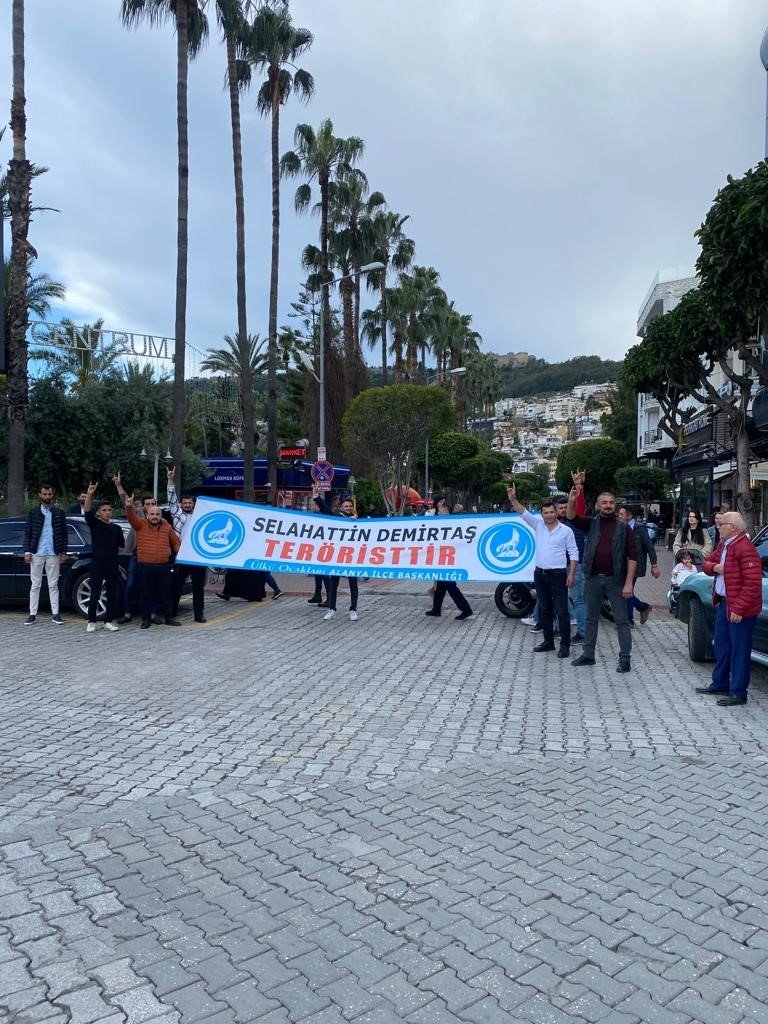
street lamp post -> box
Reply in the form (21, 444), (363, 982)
(140, 446), (173, 501)
(424, 366), (467, 499)
(317, 261), (385, 457)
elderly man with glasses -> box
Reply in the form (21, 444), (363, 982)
(697, 512), (763, 707)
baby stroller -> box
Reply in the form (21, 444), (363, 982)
(667, 547), (705, 615)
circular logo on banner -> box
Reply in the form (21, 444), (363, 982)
(476, 522), (536, 575)
(190, 511), (246, 560)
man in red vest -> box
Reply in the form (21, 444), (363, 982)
(697, 511), (763, 706)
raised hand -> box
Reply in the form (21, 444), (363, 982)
(167, 466), (175, 482)
(112, 471), (122, 487)
(506, 482), (517, 500)
(87, 481), (98, 496)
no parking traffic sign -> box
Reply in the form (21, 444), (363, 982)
(311, 460), (335, 492)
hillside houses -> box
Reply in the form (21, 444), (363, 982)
(487, 383), (616, 482)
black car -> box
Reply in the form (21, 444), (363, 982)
(0, 515), (132, 619)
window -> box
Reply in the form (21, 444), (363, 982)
(0, 523), (24, 548)
(67, 523), (88, 548)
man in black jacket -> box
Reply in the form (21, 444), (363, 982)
(84, 481), (125, 633)
(619, 504), (660, 626)
(567, 479), (637, 673)
(23, 485), (68, 625)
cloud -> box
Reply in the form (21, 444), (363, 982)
(1, 0), (766, 368)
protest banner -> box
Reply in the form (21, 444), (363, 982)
(177, 496), (538, 583)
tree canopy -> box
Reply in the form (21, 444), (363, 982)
(555, 438), (627, 497)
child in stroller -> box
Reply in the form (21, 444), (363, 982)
(667, 548), (703, 614)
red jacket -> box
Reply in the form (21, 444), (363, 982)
(702, 532), (763, 618)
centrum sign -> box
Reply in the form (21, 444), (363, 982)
(178, 496), (538, 582)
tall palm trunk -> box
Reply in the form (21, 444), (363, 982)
(341, 274), (355, 401)
(7, 0), (32, 514)
(171, 1), (190, 488)
(226, 30), (253, 502)
(266, 71), (280, 502)
(380, 272), (388, 385)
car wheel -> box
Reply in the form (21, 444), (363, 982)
(71, 571), (105, 620)
(494, 582), (535, 618)
(687, 599), (713, 662)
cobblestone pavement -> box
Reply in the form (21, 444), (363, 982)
(2, 580), (768, 1023)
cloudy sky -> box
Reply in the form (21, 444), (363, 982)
(1, 0), (766, 365)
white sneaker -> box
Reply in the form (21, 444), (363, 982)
(349, 610), (358, 621)
(323, 609), (336, 621)
(104, 622), (119, 632)
(521, 616), (537, 626)
(86, 622), (97, 633)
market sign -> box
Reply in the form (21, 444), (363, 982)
(683, 412), (711, 437)
(278, 445), (308, 460)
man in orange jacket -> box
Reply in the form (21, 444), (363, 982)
(697, 511), (763, 706)
(126, 496), (181, 629)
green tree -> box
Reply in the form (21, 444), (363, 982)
(601, 376), (638, 460)
(30, 319), (127, 393)
(362, 210), (414, 384)
(350, 475), (386, 516)
(511, 471), (549, 505)
(343, 384), (455, 514)
(614, 466), (670, 506)
(245, 1), (313, 502)
(200, 332), (266, 377)
(120, 0), (209, 489)
(281, 118), (364, 458)
(555, 438), (627, 497)
(425, 431), (480, 489)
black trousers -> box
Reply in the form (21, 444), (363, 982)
(140, 563), (172, 623)
(311, 575), (330, 600)
(534, 567), (570, 647)
(327, 577), (358, 611)
(431, 581), (472, 615)
(172, 564), (206, 618)
(88, 558), (120, 623)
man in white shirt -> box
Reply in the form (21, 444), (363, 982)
(507, 485), (579, 658)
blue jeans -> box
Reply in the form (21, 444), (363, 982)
(712, 601), (757, 699)
(570, 564), (586, 635)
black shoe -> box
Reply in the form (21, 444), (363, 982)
(308, 596), (320, 604)
(455, 610), (473, 620)
(616, 660), (631, 674)
(194, 616), (207, 623)
(117, 614), (131, 625)
(533, 642), (555, 652)
(695, 686), (729, 695)
(571, 633), (584, 643)
(140, 620), (151, 629)
(216, 592), (230, 601)
(151, 615), (164, 625)
(318, 601), (328, 609)
(272, 591), (282, 600)
(425, 610), (441, 617)
(557, 647), (570, 659)
(530, 625), (544, 633)
(572, 654), (596, 667)
(165, 618), (181, 626)
(717, 695), (747, 706)
(23, 615), (36, 625)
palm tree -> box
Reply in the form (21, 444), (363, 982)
(244, 1), (313, 500)
(364, 210), (414, 384)
(327, 172), (385, 347)
(6, 0), (35, 513)
(3, 257), (65, 328)
(29, 318), (128, 392)
(209, 0), (256, 500)
(280, 119), (364, 403)
(200, 332), (266, 377)
(120, 0), (208, 490)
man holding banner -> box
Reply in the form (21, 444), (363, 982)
(506, 484), (578, 659)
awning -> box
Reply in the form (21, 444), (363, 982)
(712, 466), (735, 482)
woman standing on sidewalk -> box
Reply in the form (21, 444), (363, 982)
(425, 497), (473, 621)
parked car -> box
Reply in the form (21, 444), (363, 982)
(675, 525), (768, 666)
(0, 515), (132, 619)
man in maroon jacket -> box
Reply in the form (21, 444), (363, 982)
(697, 512), (763, 706)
